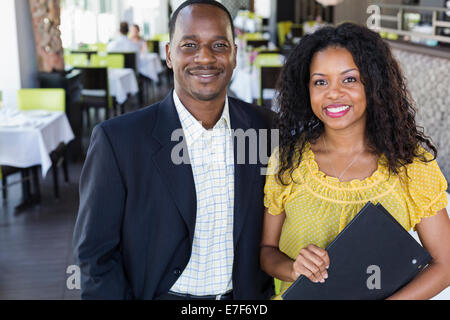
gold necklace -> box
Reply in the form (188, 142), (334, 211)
(322, 136), (364, 181)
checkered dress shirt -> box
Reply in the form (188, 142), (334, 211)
(170, 91), (235, 295)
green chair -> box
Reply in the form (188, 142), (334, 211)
(147, 39), (160, 55)
(17, 89), (68, 199)
(77, 66), (115, 124)
(17, 88), (65, 112)
(64, 53), (89, 67)
(277, 21), (293, 47)
(91, 54), (125, 69)
(253, 54), (283, 107)
(153, 33), (170, 43)
(244, 32), (264, 40)
(89, 42), (108, 53)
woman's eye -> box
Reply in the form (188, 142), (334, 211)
(314, 79), (327, 86)
(343, 77), (357, 83)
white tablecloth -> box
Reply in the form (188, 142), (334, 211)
(0, 111), (75, 177)
(230, 67), (277, 103)
(108, 68), (139, 104)
(230, 67), (259, 103)
(139, 52), (164, 82)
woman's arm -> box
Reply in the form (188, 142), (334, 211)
(260, 208), (330, 283)
(387, 208), (450, 300)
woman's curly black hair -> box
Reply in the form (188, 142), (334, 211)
(275, 22), (437, 185)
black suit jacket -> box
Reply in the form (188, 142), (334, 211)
(73, 92), (275, 299)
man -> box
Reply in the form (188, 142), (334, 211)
(73, 0), (274, 300)
(106, 21), (140, 54)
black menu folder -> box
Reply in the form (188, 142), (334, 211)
(282, 202), (432, 300)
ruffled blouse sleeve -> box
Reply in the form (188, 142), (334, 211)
(404, 152), (448, 230)
(264, 148), (294, 216)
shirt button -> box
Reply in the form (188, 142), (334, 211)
(173, 268), (182, 276)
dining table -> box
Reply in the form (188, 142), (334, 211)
(0, 108), (75, 210)
(107, 68), (139, 105)
(138, 52), (164, 83)
(0, 109), (75, 178)
(230, 51), (284, 105)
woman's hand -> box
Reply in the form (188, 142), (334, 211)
(292, 244), (330, 283)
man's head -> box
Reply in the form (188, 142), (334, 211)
(169, 0), (235, 41)
(120, 21), (129, 36)
(166, 1), (237, 104)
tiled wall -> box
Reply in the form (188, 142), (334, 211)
(392, 49), (450, 186)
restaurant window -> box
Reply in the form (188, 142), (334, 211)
(254, 0), (271, 18)
(61, 0), (117, 49)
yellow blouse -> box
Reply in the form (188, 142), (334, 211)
(264, 143), (448, 299)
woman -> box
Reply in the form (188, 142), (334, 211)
(129, 24), (148, 54)
(261, 23), (450, 300)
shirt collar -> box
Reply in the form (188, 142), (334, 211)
(173, 91), (232, 147)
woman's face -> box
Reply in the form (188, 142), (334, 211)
(130, 26), (139, 37)
(309, 46), (367, 133)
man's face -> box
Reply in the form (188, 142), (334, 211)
(166, 4), (237, 103)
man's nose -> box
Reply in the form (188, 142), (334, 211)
(194, 46), (216, 64)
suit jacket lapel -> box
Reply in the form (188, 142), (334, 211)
(230, 100), (258, 248)
(151, 91), (197, 243)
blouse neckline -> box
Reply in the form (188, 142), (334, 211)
(299, 142), (391, 190)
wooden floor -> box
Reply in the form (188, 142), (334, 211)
(0, 78), (172, 300)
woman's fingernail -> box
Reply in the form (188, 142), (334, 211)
(324, 273), (328, 279)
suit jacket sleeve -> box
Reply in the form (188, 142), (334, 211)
(73, 124), (133, 299)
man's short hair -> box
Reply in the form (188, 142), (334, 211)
(169, 0), (235, 41)
(120, 21), (129, 35)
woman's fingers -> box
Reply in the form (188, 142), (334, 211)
(292, 244), (330, 283)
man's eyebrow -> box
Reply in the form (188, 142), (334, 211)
(179, 35), (230, 41)
(311, 68), (358, 77)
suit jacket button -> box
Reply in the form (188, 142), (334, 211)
(174, 268), (182, 276)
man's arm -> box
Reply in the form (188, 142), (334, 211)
(73, 125), (133, 299)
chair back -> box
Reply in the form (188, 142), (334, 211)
(277, 21), (293, 46)
(90, 43), (108, 53)
(259, 66), (282, 107)
(64, 53), (88, 67)
(108, 52), (137, 73)
(78, 67), (108, 90)
(291, 25), (303, 37)
(17, 89), (66, 112)
(147, 40), (160, 55)
(254, 53), (284, 69)
(77, 67), (112, 108)
(91, 54), (125, 68)
(246, 39), (269, 49)
(244, 32), (264, 40)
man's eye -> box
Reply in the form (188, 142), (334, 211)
(182, 43), (196, 48)
(214, 43), (227, 48)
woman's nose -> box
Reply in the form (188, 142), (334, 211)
(326, 82), (344, 99)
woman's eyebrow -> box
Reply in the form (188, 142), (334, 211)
(311, 68), (358, 77)
(341, 68), (357, 74)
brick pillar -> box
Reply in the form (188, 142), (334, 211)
(29, 0), (64, 72)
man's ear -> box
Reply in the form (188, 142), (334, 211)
(166, 43), (173, 69)
(232, 44), (238, 69)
